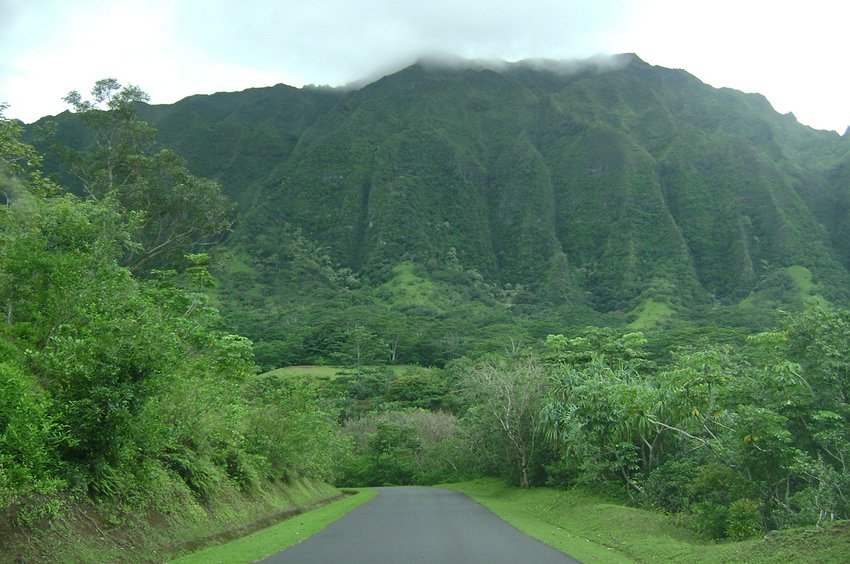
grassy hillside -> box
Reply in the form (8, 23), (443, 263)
(448, 479), (850, 563)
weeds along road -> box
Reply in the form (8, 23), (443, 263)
(261, 486), (579, 563)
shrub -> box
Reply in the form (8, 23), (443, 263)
(645, 459), (699, 513)
(690, 501), (729, 539)
(726, 498), (762, 540)
(0, 361), (59, 500)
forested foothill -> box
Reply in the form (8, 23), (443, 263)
(3, 56), (850, 560)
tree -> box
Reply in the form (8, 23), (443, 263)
(541, 356), (663, 493)
(1, 103), (58, 200)
(332, 324), (390, 367)
(462, 356), (549, 488)
(60, 79), (233, 272)
(62, 79), (153, 198)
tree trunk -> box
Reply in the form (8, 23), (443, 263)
(520, 451), (530, 489)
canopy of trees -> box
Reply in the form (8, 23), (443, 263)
(1, 96), (339, 539)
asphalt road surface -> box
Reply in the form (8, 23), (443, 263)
(261, 486), (580, 563)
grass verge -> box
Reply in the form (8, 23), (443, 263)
(445, 478), (849, 563)
(3, 479), (343, 563)
(171, 488), (378, 563)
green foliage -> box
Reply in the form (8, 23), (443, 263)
(0, 173), (341, 508)
(726, 498), (762, 540)
(538, 309), (850, 537)
(330, 325), (390, 367)
(57, 80), (234, 272)
(337, 409), (463, 486)
(28, 59), (843, 366)
(384, 370), (447, 409)
(690, 501), (731, 540)
(21, 58), (850, 367)
(0, 109), (345, 537)
(242, 374), (343, 483)
(643, 459), (698, 513)
(0, 359), (61, 504)
(1, 104), (60, 200)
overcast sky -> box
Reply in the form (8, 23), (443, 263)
(1, 0), (847, 132)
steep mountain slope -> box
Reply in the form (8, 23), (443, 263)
(236, 55), (849, 311)
(138, 84), (344, 209)
(25, 55), (850, 335)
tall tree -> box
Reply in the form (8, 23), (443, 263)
(462, 356), (549, 488)
(1, 103), (58, 201)
(61, 79), (233, 271)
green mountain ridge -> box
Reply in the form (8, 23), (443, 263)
(232, 56), (850, 307)
(24, 54), (850, 363)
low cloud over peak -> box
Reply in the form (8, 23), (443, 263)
(342, 52), (637, 91)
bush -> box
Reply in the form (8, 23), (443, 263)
(690, 501), (729, 539)
(0, 361), (59, 501)
(645, 459), (699, 513)
(336, 410), (463, 486)
(726, 498), (761, 540)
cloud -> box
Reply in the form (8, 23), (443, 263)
(410, 52), (633, 77)
(0, 1), (21, 39)
(2, 0), (847, 131)
(174, 0), (637, 86)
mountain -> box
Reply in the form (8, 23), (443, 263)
(25, 54), (850, 364)
(136, 84), (344, 209)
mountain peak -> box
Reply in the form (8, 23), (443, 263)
(411, 52), (639, 77)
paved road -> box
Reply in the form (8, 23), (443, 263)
(262, 486), (580, 563)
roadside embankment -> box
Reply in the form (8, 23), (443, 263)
(2, 479), (343, 563)
(445, 478), (850, 563)
(172, 487), (377, 563)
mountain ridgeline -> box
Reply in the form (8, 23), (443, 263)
(32, 54), (850, 327)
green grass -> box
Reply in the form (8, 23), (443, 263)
(378, 261), (437, 306)
(786, 265), (829, 306)
(263, 365), (347, 378)
(445, 478), (850, 563)
(743, 522), (850, 563)
(171, 489), (378, 564)
(628, 299), (674, 329)
(221, 249), (257, 275)
(386, 365), (426, 377)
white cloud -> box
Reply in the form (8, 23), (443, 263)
(614, 0), (850, 131)
(1, 0), (847, 131)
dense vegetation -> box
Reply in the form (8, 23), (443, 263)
(3, 56), (850, 559)
(27, 56), (850, 371)
(318, 316), (850, 539)
(0, 95), (342, 559)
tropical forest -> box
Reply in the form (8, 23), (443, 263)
(2, 55), (850, 561)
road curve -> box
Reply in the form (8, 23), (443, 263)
(261, 486), (580, 563)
